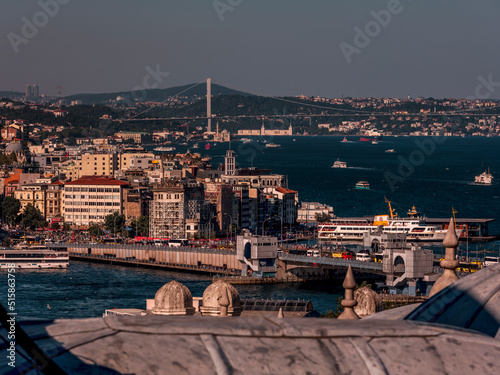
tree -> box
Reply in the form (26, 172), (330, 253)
(88, 223), (102, 237)
(20, 204), (45, 229)
(130, 216), (149, 236)
(1, 196), (21, 225)
(50, 222), (60, 231)
(104, 212), (126, 236)
(315, 212), (331, 223)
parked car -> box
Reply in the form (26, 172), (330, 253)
(356, 253), (371, 262)
(483, 256), (499, 267)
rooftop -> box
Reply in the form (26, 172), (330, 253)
(3, 316), (499, 374)
(64, 176), (129, 186)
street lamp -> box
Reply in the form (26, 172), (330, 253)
(208, 215), (218, 245)
(113, 214), (119, 244)
(262, 217), (273, 237)
(223, 213), (233, 244)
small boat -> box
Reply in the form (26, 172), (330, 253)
(332, 158), (347, 168)
(179, 142), (188, 146)
(371, 140), (379, 145)
(355, 181), (370, 190)
(293, 139), (296, 142)
(154, 146), (176, 152)
(475, 169), (493, 185)
(240, 138), (252, 144)
(265, 143), (281, 148)
(205, 143), (211, 150)
(385, 149), (395, 153)
(192, 143), (199, 148)
(341, 137), (348, 143)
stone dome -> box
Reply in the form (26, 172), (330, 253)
(200, 280), (242, 317)
(151, 280), (195, 316)
(5, 142), (23, 153)
(354, 287), (384, 318)
(405, 263), (500, 339)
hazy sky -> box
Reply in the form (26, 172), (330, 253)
(1, 0), (499, 98)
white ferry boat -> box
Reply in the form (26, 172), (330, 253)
(475, 169), (493, 185)
(154, 146), (176, 152)
(0, 247), (69, 269)
(332, 158), (347, 168)
(317, 201), (462, 242)
(317, 216), (459, 242)
(355, 181), (370, 190)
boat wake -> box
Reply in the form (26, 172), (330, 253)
(469, 182), (494, 186)
(345, 167), (378, 171)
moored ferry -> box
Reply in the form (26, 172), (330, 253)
(0, 247), (69, 269)
(317, 216), (461, 242)
(317, 200), (462, 242)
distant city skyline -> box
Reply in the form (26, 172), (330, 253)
(1, 1), (500, 99)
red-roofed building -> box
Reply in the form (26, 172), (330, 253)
(53, 109), (68, 117)
(63, 176), (129, 228)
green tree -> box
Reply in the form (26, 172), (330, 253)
(1, 196), (21, 225)
(315, 212), (331, 223)
(50, 221), (60, 230)
(130, 216), (149, 236)
(88, 223), (102, 237)
(20, 204), (45, 229)
(104, 212), (126, 236)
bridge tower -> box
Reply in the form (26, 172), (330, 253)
(207, 78), (212, 133)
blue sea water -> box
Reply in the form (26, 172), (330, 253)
(2, 136), (500, 319)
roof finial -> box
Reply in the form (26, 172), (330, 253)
(429, 217), (459, 297)
(218, 287), (230, 317)
(277, 307), (284, 319)
(338, 265), (360, 320)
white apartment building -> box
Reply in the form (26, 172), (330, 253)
(63, 176), (129, 228)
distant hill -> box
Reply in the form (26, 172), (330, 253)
(63, 83), (251, 104)
(0, 91), (24, 100)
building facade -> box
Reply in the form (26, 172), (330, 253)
(77, 153), (119, 177)
(62, 176), (129, 228)
(150, 181), (208, 239)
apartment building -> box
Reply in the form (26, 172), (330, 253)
(14, 183), (48, 217)
(46, 181), (64, 222)
(77, 153), (119, 177)
(149, 181), (208, 239)
(63, 176), (129, 228)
